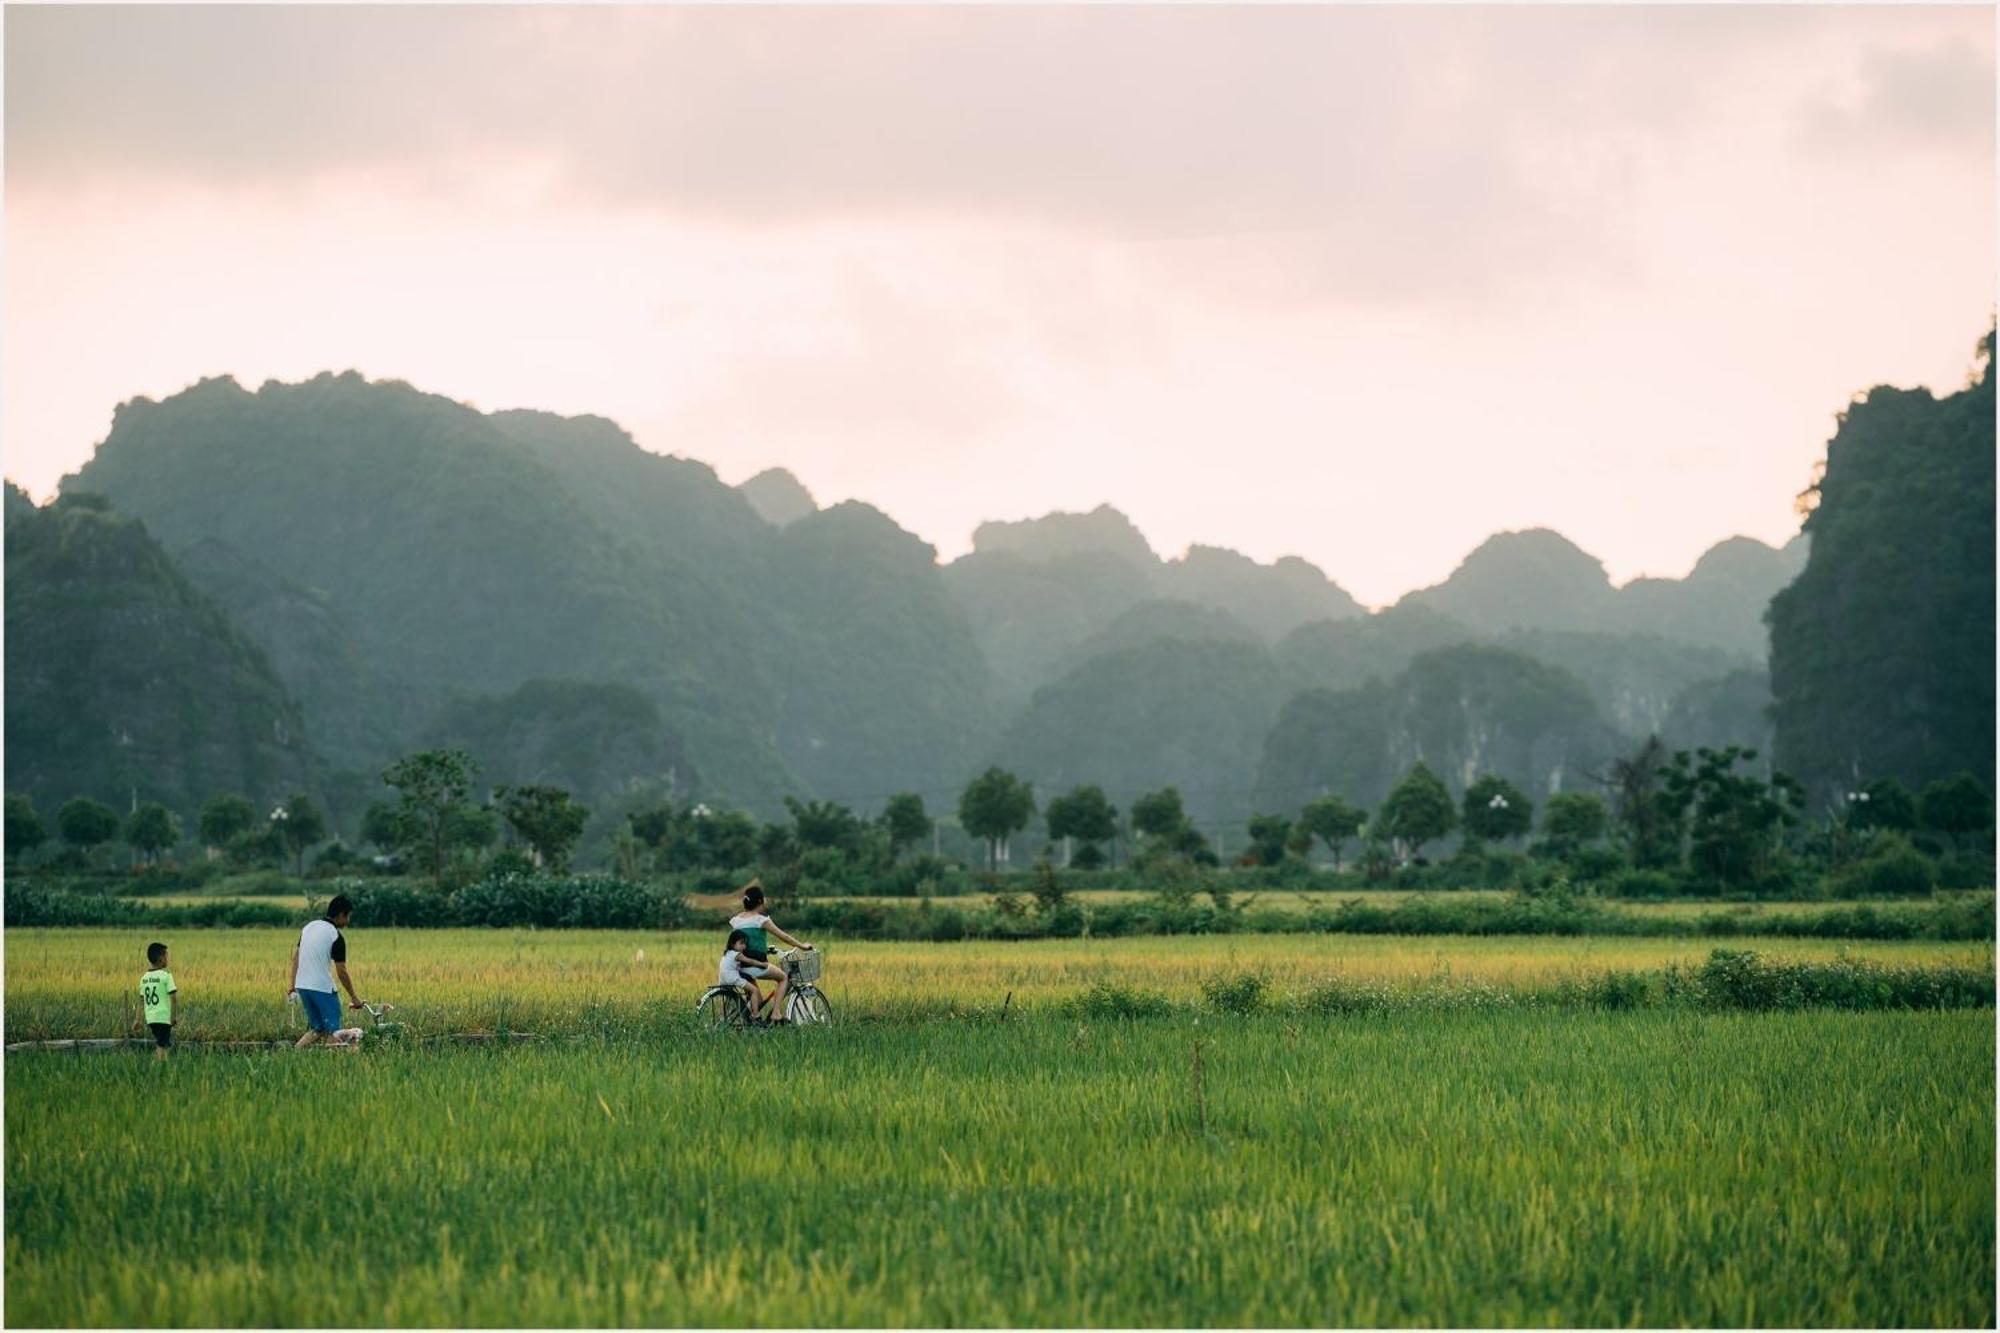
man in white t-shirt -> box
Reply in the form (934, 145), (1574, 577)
(288, 894), (363, 1049)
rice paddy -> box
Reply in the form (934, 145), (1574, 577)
(6, 926), (1991, 1040)
(5, 924), (1993, 1326)
(5, 1008), (1992, 1327)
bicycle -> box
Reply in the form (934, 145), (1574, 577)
(357, 1000), (410, 1042)
(695, 948), (833, 1030)
(325, 1001), (409, 1048)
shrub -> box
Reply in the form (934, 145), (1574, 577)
(1586, 970), (1651, 1010)
(1036, 903), (1087, 938)
(1568, 845), (1624, 885)
(1834, 833), (1939, 897)
(1200, 972), (1267, 1015)
(1695, 947), (1994, 1011)
(453, 873), (675, 930)
(1066, 982), (1174, 1020)
(1300, 977), (1524, 1016)
(1698, 949), (1782, 1008)
(878, 854), (967, 897)
(334, 880), (458, 928)
(1610, 869), (1679, 900)
(920, 905), (971, 942)
(2, 885), (299, 928)
(1934, 852), (1995, 891)
(487, 848), (538, 879)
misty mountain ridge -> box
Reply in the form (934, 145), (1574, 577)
(1398, 527), (1806, 658)
(9, 368), (1816, 834)
(738, 467), (819, 527)
(4, 491), (320, 819)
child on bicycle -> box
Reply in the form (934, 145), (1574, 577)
(720, 928), (786, 1024)
(729, 880), (812, 1018)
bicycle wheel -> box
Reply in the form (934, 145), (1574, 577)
(696, 988), (751, 1031)
(788, 987), (832, 1026)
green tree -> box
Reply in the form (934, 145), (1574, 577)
(444, 804), (500, 864)
(1919, 772), (1993, 849)
(683, 807), (760, 871)
(755, 821), (800, 869)
(1130, 787), (1212, 865)
(1660, 747), (1803, 892)
(1608, 736), (1680, 869)
(496, 784), (591, 872)
(1131, 787), (1191, 842)
(880, 792), (933, 862)
(56, 797), (120, 863)
(785, 797), (865, 856)
(1462, 775), (1533, 846)
(1540, 791), (1609, 856)
(1847, 777), (1918, 833)
(959, 767), (1035, 870)
(382, 748), (479, 888)
(1297, 794), (1366, 868)
(6, 794), (47, 864)
(226, 825), (285, 868)
(1244, 813), (1293, 867)
(198, 794), (256, 854)
(1377, 764), (1457, 861)
(1044, 785), (1118, 867)
(272, 793), (327, 876)
(124, 802), (181, 865)
(360, 800), (412, 856)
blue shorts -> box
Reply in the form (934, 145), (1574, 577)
(298, 989), (342, 1032)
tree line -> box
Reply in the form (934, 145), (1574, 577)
(9, 733), (1991, 900)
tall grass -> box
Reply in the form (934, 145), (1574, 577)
(5, 1010), (1990, 1327)
(6, 927), (1991, 1041)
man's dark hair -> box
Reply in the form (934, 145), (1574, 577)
(146, 941), (168, 966)
(742, 882), (765, 910)
(326, 894), (354, 919)
(726, 929), (748, 951)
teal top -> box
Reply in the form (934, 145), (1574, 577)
(729, 912), (772, 956)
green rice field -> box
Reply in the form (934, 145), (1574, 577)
(5, 1009), (1992, 1326)
(5, 926), (1993, 1326)
(6, 926), (1991, 1039)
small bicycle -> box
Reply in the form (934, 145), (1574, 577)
(290, 994), (409, 1046)
(695, 948), (833, 1031)
(356, 1001), (409, 1042)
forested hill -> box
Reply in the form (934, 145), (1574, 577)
(22, 353), (1960, 839)
(1397, 528), (1806, 659)
(62, 373), (993, 812)
(944, 506), (1366, 707)
(4, 491), (320, 817)
(1769, 330), (1996, 802)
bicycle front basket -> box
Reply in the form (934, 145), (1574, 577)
(787, 949), (823, 983)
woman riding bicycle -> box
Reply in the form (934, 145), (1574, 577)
(729, 879), (812, 1018)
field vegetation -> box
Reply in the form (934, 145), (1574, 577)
(6, 1009), (1990, 1327)
(5, 927), (1990, 1042)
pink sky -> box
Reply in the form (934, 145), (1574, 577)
(5, 5), (1993, 606)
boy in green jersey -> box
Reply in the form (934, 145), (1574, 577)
(139, 941), (176, 1060)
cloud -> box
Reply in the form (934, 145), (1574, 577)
(1794, 33), (1996, 160)
(3, 6), (1991, 605)
(665, 256), (1026, 453)
(16, 5), (1960, 310)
